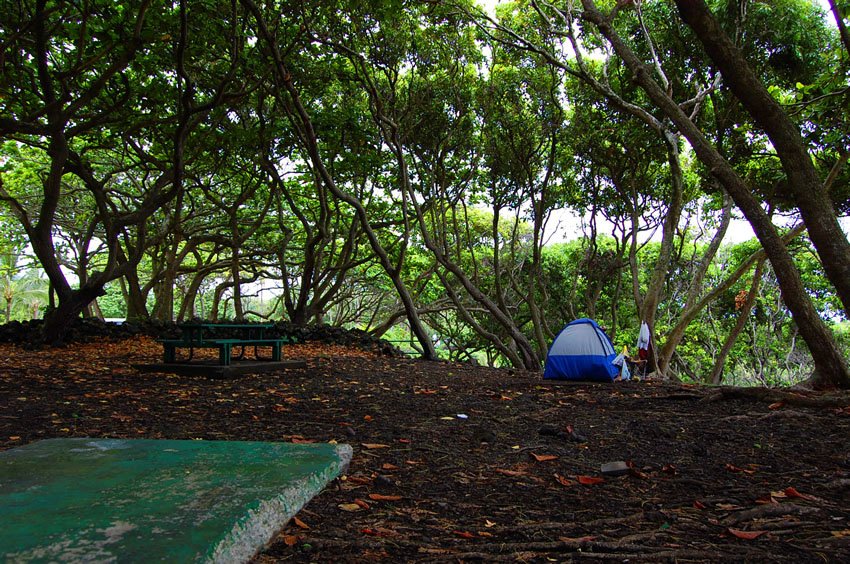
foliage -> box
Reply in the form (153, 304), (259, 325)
(0, 0), (847, 385)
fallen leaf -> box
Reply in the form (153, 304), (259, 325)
(338, 503), (363, 512)
(364, 415), (373, 422)
(453, 530), (475, 539)
(531, 453), (559, 462)
(382, 463), (400, 471)
(8, 436), (20, 441)
(831, 529), (850, 538)
(768, 401), (785, 410)
(361, 443), (390, 449)
(577, 475), (604, 485)
(728, 528), (768, 540)
(484, 519), (497, 528)
(398, 438), (411, 444)
(782, 486), (815, 500)
(554, 474), (573, 486)
(361, 528), (396, 537)
(724, 463), (756, 474)
(693, 500), (706, 509)
(559, 536), (596, 543)
(293, 517), (310, 530)
(283, 535), (300, 546)
(368, 493), (402, 501)
(353, 498), (371, 509)
(496, 468), (528, 477)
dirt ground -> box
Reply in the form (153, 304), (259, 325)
(2, 334), (850, 562)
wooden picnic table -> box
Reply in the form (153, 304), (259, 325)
(159, 323), (287, 366)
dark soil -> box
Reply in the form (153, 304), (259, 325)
(2, 323), (850, 562)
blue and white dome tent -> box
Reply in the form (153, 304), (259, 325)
(543, 318), (620, 382)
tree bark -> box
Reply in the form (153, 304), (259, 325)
(241, 0), (437, 360)
(708, 259), (764, 385)
(657, 193), (733, 375)
(41, 286), (106, 345)
(581, 0), (850, 389)
(673, 0), (850, 319)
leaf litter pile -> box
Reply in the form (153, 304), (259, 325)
(2, 334), (850, 562)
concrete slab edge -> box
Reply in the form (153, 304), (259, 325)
(207, 444), (353, 563)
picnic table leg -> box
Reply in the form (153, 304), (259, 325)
(271, 342), (282, 362)
(219, 343), (232, 366)
(163, 344), (176, 363)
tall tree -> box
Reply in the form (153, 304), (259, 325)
(579, 0), (849, 388)
(240, 0), (438, 358)
(0, 0), (248, 341)
(673, 0), (850, 319)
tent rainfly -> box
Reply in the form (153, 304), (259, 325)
(543, 318), (619, 382)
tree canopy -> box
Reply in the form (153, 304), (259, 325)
(1, 0), (848, 387)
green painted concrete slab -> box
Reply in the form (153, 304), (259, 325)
(0, 438), (352, 563)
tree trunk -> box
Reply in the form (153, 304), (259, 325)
(122, 272), (150, 322)
(581, 0), (850, 389)
(241, 0), (437, 360)
(708, 259), (764, 385)
(231, 251), (244, 321)
(674, 0), (850, 319)
(41, 286), (106, 345)
(657, 193), (733, 375)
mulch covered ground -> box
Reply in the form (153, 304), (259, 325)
(2, 333), (850, 562)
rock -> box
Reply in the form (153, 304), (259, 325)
(600, 461), (630, 476)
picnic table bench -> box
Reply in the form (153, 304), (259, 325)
(159, 323), (289, 366)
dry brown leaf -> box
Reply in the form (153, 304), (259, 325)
(727, 528), (768, 540)
(495, 468), (527, 477)
(783, 486), (816, 501)
(559, 536), (596, 543)
(724, 463), (756, 474)
(338, 503), (362, 512)
(368, 493), (402, 501)
(577, 475), (604, 485)
(554, 473), (573, 487)
(283, 535), (300, 546)
(361, 443), (390, 449)
(353, 498), (371, 509)
(530, 452), (559, 462)
(292, 516), (310, 530)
